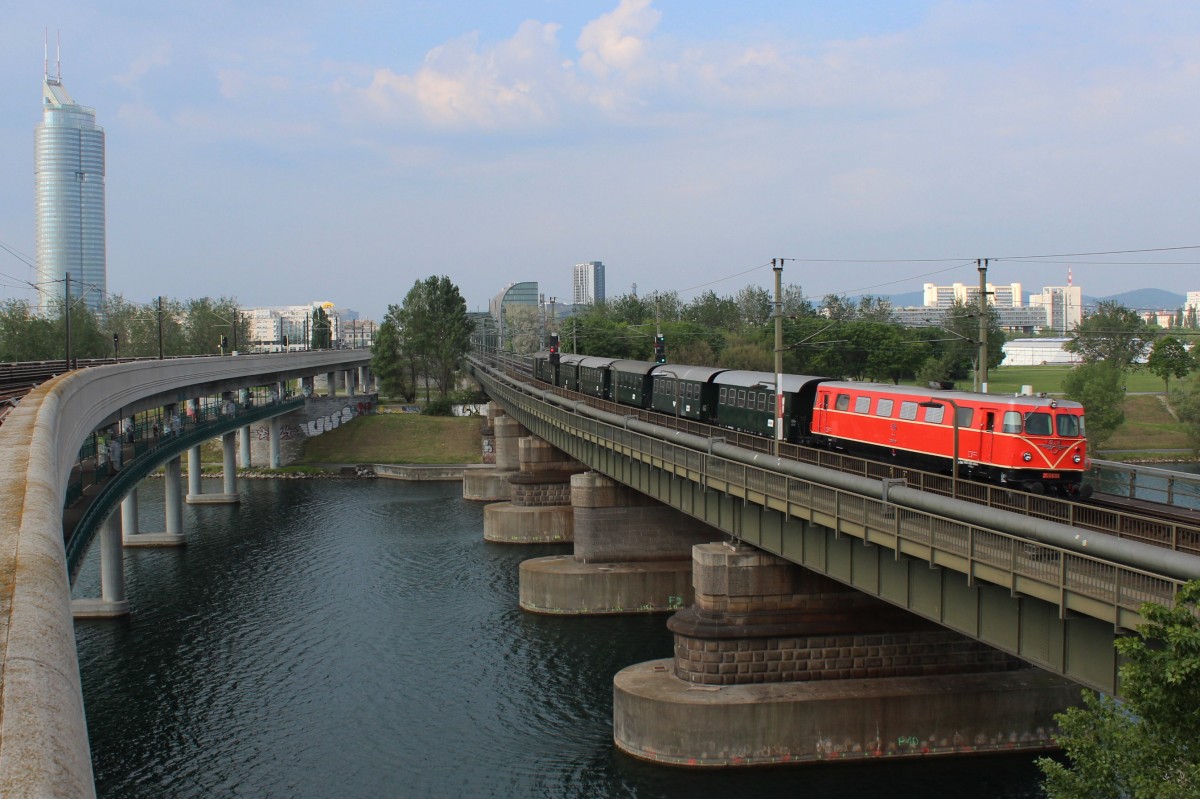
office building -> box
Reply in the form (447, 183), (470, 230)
(1028, 285), (1083, 335)
(573, 261), (605, 305)
(36, 59), (106, 314)
(922, 282), (1023, 309)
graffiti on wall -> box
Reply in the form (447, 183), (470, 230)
(255, 401), (373, 440)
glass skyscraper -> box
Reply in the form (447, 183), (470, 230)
(36, 70), (106, 315)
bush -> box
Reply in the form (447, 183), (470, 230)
(421, 398), (454, 416)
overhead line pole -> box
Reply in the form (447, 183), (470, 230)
(773, 258), (784, 456)
(978, 258), (989, 393)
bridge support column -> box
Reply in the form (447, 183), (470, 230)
(613, 542), (1079, 767)
(186, 446), (203, 501)
(519, 472), (717, 614)
(357, 366), (369, 394)
(239, 425), (251, 468)
(72, 513), (130, 618)
(346, 369), (356, 396)
(189, 432), (241, 504)
(326, 372), (337, 397)
(124, 458), (188, 547)
(463, 408), (521, 501)
(269, 416), (282, 469)
(483, 436), (584, 543)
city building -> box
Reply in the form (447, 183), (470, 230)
(922, 282), (1023, 309)
(36, 56), (106, 314)
(241, 302), (371, 351)
(1028, 285), (1083, 334)
(489, 282), (540, 352)
(573, 261), (605, 305)
(891, 305), (1048, 334)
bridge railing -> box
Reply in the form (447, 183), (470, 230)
(478, 363), (1185, 630)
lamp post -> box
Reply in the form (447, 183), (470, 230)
(919, 397), (960, 495)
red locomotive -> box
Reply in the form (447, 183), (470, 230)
(811, 382), (1090, 497)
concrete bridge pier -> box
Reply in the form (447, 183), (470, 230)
(519, 472), (717, 615)
(72, 513), (130, 618)
(483, 436), (584, 543)
(269, 416), (282, 469)
(463, 405), (520, 501)
(613, 541), (1080, 767)
(127, 461), (189, 547)
(239, 425), (252, 468)
(346, 369), (356, 396)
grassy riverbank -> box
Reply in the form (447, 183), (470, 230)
(295, 413), (483, 465)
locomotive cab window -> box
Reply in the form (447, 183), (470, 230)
(876, 398), (894, 417)
(854, 396), (870, 414)
(835, 394), (851, 411)
(1025, 412), (1052, 436)
(1057, 414), (1081, 437)
(1003, 411), (1022, 433)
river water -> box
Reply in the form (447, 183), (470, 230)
(73, 478), (1050, 798)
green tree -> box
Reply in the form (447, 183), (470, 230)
(370, 313), (415, 401)
(310, 306), (332, 350)
(1038, 580), (1200, 799)
(1065, 301), (1158, 368)
(1062, 362), (1126, 450)
(1169, 375), (1200, 457)
(1146, 335), (1193, 391)
(683, 290), (738, 330)
(396, 276), (471, 398)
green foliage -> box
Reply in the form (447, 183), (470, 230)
(1146, 335), (1193, 391)
(373, 276), (471, 401)
(1065, 301), (1159, 368)
(1038, 581), (1200, 799)
(310, 305), (332, 350)
(1169, 374), (1200, 456)
(1063, 362), (1126, 449)
(420, 397), (454, 416)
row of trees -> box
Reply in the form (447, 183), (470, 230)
(548, 286), (1004, 388)
(0, 296), (250, 362)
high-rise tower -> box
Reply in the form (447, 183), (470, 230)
(36, 48), (106, 315)
(572, 261), (604, 306)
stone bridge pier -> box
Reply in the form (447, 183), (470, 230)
(482, 435), (585, 543)
(520, 472), (719, 615)
(613, 540), (1080, 767)
(463, 404), (521, 501)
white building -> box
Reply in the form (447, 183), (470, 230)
(241, 302), (367, 350)
(1028, 285), (1083, 335)
(573, 261), (605, 305)
(922, 282), (1023, 309)
(1000, 338), (1080, 366)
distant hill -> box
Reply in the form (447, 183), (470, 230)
(1095, 288), (1186, 311)
(885, 290), (924, 307)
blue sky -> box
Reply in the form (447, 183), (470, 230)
(2, 1), (1199, 320)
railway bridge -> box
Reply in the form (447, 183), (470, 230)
(0, 351), (371, 798)
(466, 352), (1200, 766)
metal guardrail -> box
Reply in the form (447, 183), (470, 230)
(476, 364), (1186, 628)
(65, 397), (304, 579)
(1088, 459), (1200, 509)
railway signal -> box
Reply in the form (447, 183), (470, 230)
(654, 334), (666, 364)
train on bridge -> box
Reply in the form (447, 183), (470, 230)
(527, 350), (1090, 498)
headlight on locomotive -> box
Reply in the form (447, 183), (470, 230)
(1022, 452), (1032, 462)
(1073, 454), (1081, 464)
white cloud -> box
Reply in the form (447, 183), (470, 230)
(575, 0), (661, 79)
(114, 44), (171, 89)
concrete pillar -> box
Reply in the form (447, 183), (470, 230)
(269, 416), (281, 468)
(126, 466), (187, 547)
(357, 366), (368, 394)
(120, 490), (139, 539)
(72, 513), (130, 618)
(463, 411), (524, 501)
(326, 372), (337, 396)
(612, 541), (1080, 767)
(187, 446), (203, 499)
(239, 425), (251, 467)
(165, 456), (184, 535)
(346, 369), (356, 396)
(483, 436), (585, 543)
(222, 432), (238, 496)
(519, 472), (716, 614)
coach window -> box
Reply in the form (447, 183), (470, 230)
(923, 405), (944, 424)
(738, 390), (746, 407)
(768, 394), (776, 413)
(835, 394), (851, 411)
(898, 401), (917, 421)
(720, 387), (727, 404)
(876, 398), (894, 417)
(1003, 411), (1022, 433)
(854, 396), (870, 414)
(758, 393), (767, 411)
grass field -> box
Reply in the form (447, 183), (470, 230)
(295, 413), (483, 465)
(975, 365), (1166, 395)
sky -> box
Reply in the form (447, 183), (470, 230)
(2, 1), (1199, 321)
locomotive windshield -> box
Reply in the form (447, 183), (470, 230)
(1021, 411), (1083, 437)
(1023, 412), (1052, 436)
(1056, 413), (1083, 437)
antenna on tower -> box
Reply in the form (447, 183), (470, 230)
(56, 30), (62, 81)
(43, 28), (48, 81)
